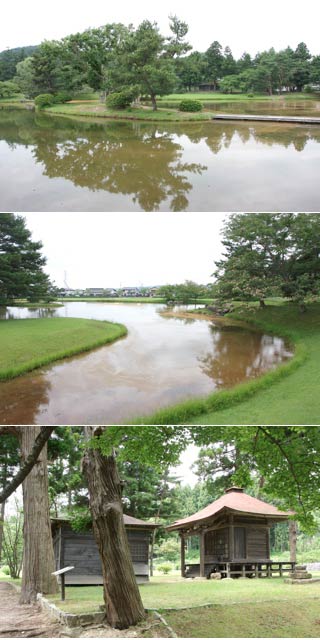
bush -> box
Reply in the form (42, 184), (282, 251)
(106, 89), (137, 110)
(179, 99), (202, 112)
(52, 91), (73, 104)
(34, 93), (55, 109)
(247, 93), (255, 98)
(1, 565), (10, 575)
(157, 563), (172, 575)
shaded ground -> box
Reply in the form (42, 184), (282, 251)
(0, 583), (62, 638)
(0, 583), (168, 638)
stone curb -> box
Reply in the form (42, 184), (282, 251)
(37, 594), (105, 628)
(284, 578), (320, 584)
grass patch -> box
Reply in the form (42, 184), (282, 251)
(45, 101), (212, 122)
(0, 317), (127, 380)
(157, 91), (320, 104)
(46, 576), (320, 613)
(164, 599), (320, 637)
(135, 301), (320, 425)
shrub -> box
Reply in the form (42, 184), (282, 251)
(1, 565), (10, 575)
(179, 99), (202, 112)
(106, 89), (137, 110)
(34, 93), (55, 109)
(157, 563), (172, 575)
(52, 91), (73, 104)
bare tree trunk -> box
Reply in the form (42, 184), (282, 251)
(19, 427), (58, 603)
(289, 520), (297, 563)
(82, 428), (146, 629)
(0, 500), (5, 563)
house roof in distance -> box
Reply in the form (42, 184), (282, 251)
(167, 487), (294, 531)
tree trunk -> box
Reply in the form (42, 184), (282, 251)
(150, 94), (157, 111)
(0, 500), (5, 563)
(259, 299), (266, 308)
(289, 520), (297, 563)
(82, 430), (146, 629)
(19, 427), (58, 603)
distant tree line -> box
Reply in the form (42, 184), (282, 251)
(1, 23), (320, 106)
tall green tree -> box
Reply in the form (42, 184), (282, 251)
(0, 213), (52, 303)
(110, 20), (177, 111)
(213, 213), (320, 309)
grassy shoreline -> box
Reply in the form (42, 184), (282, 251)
(133, 302), (320, 425)
(0, 317), (127, 380)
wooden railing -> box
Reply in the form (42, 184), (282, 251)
(185, 561), (296, 579)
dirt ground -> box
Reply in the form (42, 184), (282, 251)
(0, 583), (170, 638)
(0, 583), (62, 638)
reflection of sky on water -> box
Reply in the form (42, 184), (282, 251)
(0, 110), (320, 210)
(0, 302), (293, 425)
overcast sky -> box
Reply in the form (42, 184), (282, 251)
(23, 212), (226, 288)
(2, 0), (320, 57)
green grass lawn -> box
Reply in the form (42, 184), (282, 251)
(46, 102), (213, 121)
(136, 301), (320, 425)
(157, 91), (320, 103)
(46, 575), (320, 613)
(46, 576), (320, 636)
(0, 317), (127, 380)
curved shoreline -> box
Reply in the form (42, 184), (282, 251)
(132, 304), (307, 425)
(0, 317), (128, 381)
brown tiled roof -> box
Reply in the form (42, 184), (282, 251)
(167, 488), (293, 531)
(51, 514), (157, 529)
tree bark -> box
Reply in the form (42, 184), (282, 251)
(289, 520), (297, 563)
(19, 427), (58, 603)
(82, 428), (146, 629)
(150, 94), (157, 111)
(0, 427), (56, 503)
(259, 299), (266, 308)
(0, 500), (5, 563)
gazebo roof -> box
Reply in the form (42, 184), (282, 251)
(167, 487), (294, 531)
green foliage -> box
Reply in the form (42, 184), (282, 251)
(158, 281), (208, 304)
(13, 57), (37, 98)
(213, 213), (320, 308)
(106, 89), (137, 110)
(1, 565), (10, 575)
(52, 91), (72, 104)
(0, 80), (20, 99)
(157, 562), (172, 574)
(156, 539), (180, 561)
(0, 46), (38, 81)
(34, 93), (55, 108)
(179, 99), (202, 112)
(2, 504), (23, 579)
(0, 213), (51, 304)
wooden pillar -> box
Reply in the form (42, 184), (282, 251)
(226, 562), (231, 578)
(266, 523), (270, 560)
(200, 531), (205, 577)
(180, 533), (186, 578)
(229, 514), (234, 561)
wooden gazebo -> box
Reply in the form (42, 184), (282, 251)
(167, 487), (295, 579)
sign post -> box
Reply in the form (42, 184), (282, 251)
(51, 566), (75, 601)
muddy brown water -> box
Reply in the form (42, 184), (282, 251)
(1, 108), (320, 210)
(0, 302), (292, 425)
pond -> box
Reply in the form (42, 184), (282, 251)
(0, 302), (293, 425)
(203, 98), (320, 116)
(1, 109), (320, 211)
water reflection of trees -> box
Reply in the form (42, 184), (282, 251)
(0, 112), (207, 211)
(199, 325), (290, 388)
(1, 110), (320, 209)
